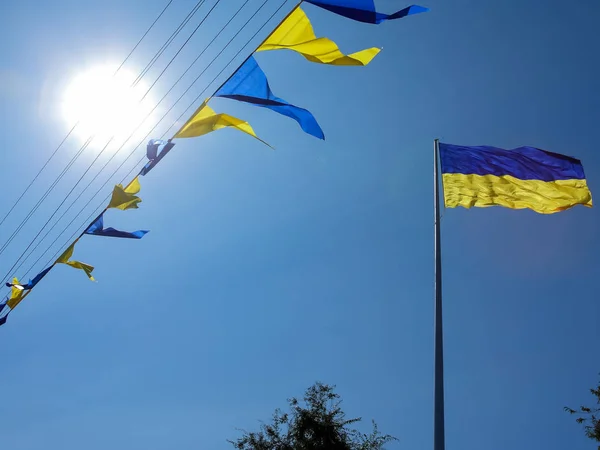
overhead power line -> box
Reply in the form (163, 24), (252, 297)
(0, 0), (174, 234)
(8, 0), (227, 280)
(23, 0), (291, 282)
(12, 0), (229, 277)
(0, 0), (212, 281)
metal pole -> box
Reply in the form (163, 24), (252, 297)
(433, 138), (445, 450)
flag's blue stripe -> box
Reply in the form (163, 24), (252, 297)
(439, 143), (585, 181)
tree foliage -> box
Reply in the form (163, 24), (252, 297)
(565, 376), (600, 448)
(228, 382), (397, 450)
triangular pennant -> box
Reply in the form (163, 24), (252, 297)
(215, 56), (324, 139)
(56, 240), (95, 281)
(85, 214), (149, 239)
(174, 100), (271, 148)
(108, 177), (142, 210)
(257, 6), (380, 66)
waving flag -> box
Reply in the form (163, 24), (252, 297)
(215, 56), (324, 139)
(439, 143), (593, 214)
(306, 1), (428, 24)
(257, 6), (380, 66)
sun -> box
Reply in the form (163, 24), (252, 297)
(62, 65), (156, 146)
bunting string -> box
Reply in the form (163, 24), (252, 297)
(0, 0), (175, 235)
(0, 0), (181, 262)
(16, 0), (274, 277)
(4, 0), (223, 282)
(19, 0), (287, 283)
(1, 0), (430, 326)
(13, 0), (291, 291)
(133, 0), (206, 87)
(162, 0), (296, 139)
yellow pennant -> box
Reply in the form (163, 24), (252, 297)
(257, 6), (380, 66)
(108, 176), (142, 210)
(174, 100), (271, 147)
(6, 278), (28, 309)
(56, 240), (95, 281)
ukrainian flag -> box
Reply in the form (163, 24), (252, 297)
(439, 143), (593, 214)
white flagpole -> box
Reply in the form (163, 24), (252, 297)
(433, 138), (445, 450)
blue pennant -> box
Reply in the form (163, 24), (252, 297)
(306, 1), (428, 24)
(141, 140), (175, 176)
(215, 56), (324, 139)
(85, 214), (149, 239)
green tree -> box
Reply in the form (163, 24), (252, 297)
(228, 382), (397, 450)
(565, 376), (600, 449)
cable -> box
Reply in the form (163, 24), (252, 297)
(13, 0), (226, 277)
(10, 0), (222, 278)
(1, 136), (113, 283)
(22, 154), (149, 282)
(164, 0), (291, 138)
(160, 0), (283, 140)
(133, 0), (205, 86)
(0, 123), (79, 230)
(7, 0), (292, 326)
(0, 0), (174, 232)
(115, 0), (174, 75)
(0, 136), (94, 257)
(40, 156), (149, 272)
(1, 0), (210, 278)
(0, 0), (174, 260)
(142, 0), (221, 100)
(150, 0), (254, 110)
(23, 0), (285, 280)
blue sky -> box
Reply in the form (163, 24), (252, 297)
(0, 0), (599, 449)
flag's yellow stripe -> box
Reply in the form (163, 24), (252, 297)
(442, 173), (593, 214)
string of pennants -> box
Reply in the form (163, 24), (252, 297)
(0, 0), (429, 327)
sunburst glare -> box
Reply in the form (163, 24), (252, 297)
(62, 65), (156, 147)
